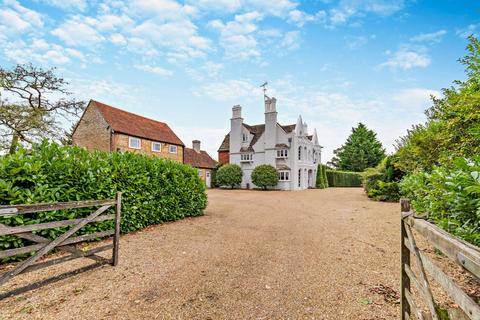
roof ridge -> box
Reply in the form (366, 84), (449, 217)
(91, 100), (169, 127)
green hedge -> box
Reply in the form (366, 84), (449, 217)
(316, 164), (326, 188)
(0, 141), (207, 260)
(400, 157), (480, 246)
(326, 170), (362, 187)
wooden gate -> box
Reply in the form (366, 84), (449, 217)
(400, 199), (480, 320)
(0, 192), (121, 288)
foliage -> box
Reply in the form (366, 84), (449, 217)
(210, 163), (223, 188)
(0, 141), (207, 260)
(316, 164), (326, 189)
(363, 156), (403, 202)
(322, 164), (329, 188)
(328, 123), (386, 172)
(251, 165), (278, 190)
(215, 164), (243, 188)
(400, 157), (480, 246)
(0, 64), (85, 154)
(395, 35), (480, 172)
(326, 170), (362, 187)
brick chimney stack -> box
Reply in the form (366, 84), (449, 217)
(192, 140), (201, 153)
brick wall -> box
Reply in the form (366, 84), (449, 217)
(218, 151), (229, 164)
(114, 133), (184, 162)
(72, 105), (111, 152)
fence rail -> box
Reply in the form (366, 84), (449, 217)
(0, 192), (121, 289)
(400, 199), (480, 320)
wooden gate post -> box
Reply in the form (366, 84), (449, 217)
(112, 192), (122, 266)
(400, 199), (411, 320)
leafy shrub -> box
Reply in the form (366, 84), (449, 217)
(251, 165), (278, 190)
(210, 163), (223, 188)
(367, 181), (400, 201)
(215, 164), (242, 188)
(400, 157), (480, 246)
(363, 156), (403, 202)
(0, 141), (207, 259)
(316, 164), (326, 189)
(326, 170), (362, 187)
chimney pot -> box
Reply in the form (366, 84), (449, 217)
(232, 105), (242, 119)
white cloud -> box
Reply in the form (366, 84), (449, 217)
(132, 19), (212, 60)
(288, 9), (326, 27)
(134, 64), (173, 76)
(194, 79), (262, 101)
(379, 48), (431, 70)
(41, 0), (87, 11)
(188, 0), (296, 16)
(456, 24), (479, 39)
(52, 17), (104, 46)
(410, 30), (447, 43)
(185, 0), (241, 13)
(2, 39), (84, 65)
(0, 0), (43, 35)
(110, 33), (127, 46)
(327, 0), (405, 26)
(208, 11), (263, 60)
(280, 31), (300, 51)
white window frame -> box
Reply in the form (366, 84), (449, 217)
(240, 153), (253, 162)
(242, 133), (248, 142)
(128, 137), (141, 149)
(169, 145), (177, 154)
(278, 171), (290, 181)
(151, 142), (161, 152)
(276, 149), (288, 158)
(198, 169), (203, 177)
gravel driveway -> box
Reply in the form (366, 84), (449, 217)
(0, 188), (401, 319)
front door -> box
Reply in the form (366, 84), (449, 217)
(206, 171), (211, 188)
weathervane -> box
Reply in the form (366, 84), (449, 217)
(260, 81), (269, 100)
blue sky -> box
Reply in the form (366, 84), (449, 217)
(0, 0), (477, 161)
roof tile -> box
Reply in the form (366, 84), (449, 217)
(90, 100), (184, 146)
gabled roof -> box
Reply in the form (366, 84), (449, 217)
(184, 148), (217, 169)
(88, 100), (184, 146)
(218, 123), (296, 152)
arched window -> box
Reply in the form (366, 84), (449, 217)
(298, 169), (301, 187)
(304, 147), (307, 160)
(298, 146), (302, 160)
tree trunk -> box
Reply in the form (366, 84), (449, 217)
(8, 133), (19, 154)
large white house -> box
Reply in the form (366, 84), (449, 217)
(218, 96), (322, 190)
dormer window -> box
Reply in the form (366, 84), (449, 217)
(242, 133), (248, 142)
(276, 149), (288, 158)
(240, 154), (253, 162)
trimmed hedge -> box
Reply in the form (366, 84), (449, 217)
(0, 141), (207, 260)
(326, 170), (362, 187)
(316, 164), (326, 188)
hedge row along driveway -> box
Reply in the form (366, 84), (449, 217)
(0, 142), (207, 261)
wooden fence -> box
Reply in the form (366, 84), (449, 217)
(0, 192), (121, 288)
(400, 199), (480, 320)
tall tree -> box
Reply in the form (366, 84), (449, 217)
(328, 123), (386, 172)
(395, 35), (480, 172)
(0, 64), (85, 153)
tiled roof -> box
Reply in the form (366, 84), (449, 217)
(217, 123), (296, 152)
(184, 148), (217, 169)
(90, 100), (184, 146)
